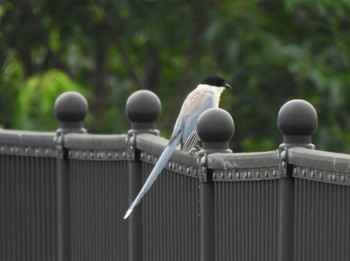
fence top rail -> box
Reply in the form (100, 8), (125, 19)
(0, 129), (57, 157)
(206, 151), (279, 170)
(288, 147), (350, 174)
(135, 133), (198, 169)
(207, 151), (281, 182)
(136, 134), (279, 169)
(63, 133), (127, 150)
(136, 133), (280, 180)
(0, 129), (56, 147)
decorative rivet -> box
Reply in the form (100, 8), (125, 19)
(302, 169), (306, 177)
(235, 171), (240, 179)
(229, 171), (233, 179)
(310, 171), (315, 178)
(341, 175), (345, 183)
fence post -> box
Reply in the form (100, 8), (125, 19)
(197, 108), (234, 261)
(277, 99), (318, 261)
(125, 90), (161, 261)
(54, 91), (88, 261)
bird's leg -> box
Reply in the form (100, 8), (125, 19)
(189, 141), (202, 155)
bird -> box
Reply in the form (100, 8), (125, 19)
(123, 75), (231, 219)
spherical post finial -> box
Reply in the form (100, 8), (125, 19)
(125, 90), (161, 135)
(54, 91), (88, 134)
(197, 108), (234, 154)
(277, 99), (318, 150)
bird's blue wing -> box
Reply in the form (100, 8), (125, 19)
(180, 93), (217, 145)
(170, 89), (218, 144)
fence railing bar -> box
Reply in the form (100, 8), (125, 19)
(63, 133), (128, 151)
(287, 147), (350, 174)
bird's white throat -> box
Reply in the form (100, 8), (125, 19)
(197, 84), (226, 96)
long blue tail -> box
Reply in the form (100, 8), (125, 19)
(124, 135), (180, 219)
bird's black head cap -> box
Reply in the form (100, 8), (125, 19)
(201, 75), (231, 88)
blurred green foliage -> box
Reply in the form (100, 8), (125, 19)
(1, 0), (350, 153)
(15, 69), (89, 130)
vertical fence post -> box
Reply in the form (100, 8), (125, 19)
(125, 90), (161, 261)
(197, 108), (234, 261)
(277, 99), (318, 261)
(54, 92), (88, 261)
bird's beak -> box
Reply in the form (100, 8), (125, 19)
(223, 82), (232, 89)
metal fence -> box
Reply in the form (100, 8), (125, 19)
(1, 91), (349, 261)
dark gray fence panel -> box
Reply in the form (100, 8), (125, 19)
(142, 163), (201, 261)
(287, 148), (350, 261)
(210, 151), (280, 261)
(214, 179), (280, 261)
(0, 131), (58, 261)
(1, 155), (58, 261)
(69, 159), (129, 261)
(2, 115), (350, 261)
(135, 134), (201, 261)
(294, 177), (350, 261)
(64, 134), (129, 261)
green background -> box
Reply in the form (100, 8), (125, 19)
(1, 0), (350, 153)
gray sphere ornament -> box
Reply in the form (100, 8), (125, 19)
(126, 90), (161, 135)
(54, 91), (88, 133)
(197, 108), (234, 153)
(278, 99), (318, 149)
